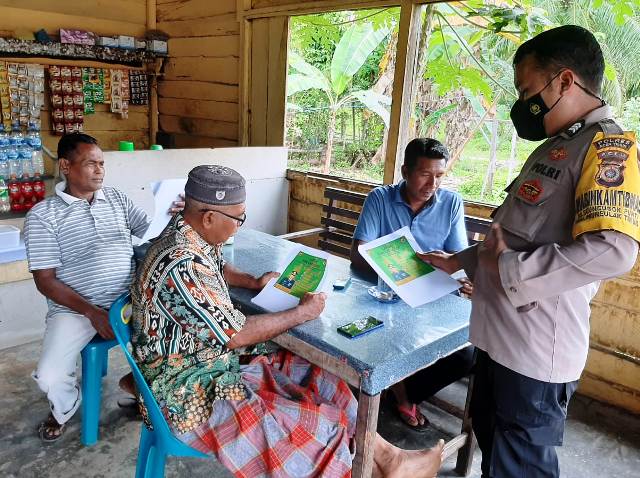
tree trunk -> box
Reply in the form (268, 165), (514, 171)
(481, 118), (499, 199)
(323, 109), (337, 173)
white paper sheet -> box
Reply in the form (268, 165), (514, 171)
(140, 178), (186, 243)
(252, 244), (330, 312)
(358, 227), (461, 308)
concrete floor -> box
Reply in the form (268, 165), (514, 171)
(1, 340), (639, 478)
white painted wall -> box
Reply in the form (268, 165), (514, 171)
(0, 279), (47, 350)
(102, 147), (289, 235)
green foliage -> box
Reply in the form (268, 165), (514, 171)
(621, 97), (640, 136)
(330, 23), (390, 96)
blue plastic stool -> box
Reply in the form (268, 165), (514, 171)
(109, 293), (210, 478)
(80, 335), (117, 446)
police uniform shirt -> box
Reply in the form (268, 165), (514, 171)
(459, 105), (639, 383)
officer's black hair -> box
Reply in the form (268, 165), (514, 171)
(513, 25), (604, 95)
(57, 133), (99, 162)
(403, 138), (449, 173)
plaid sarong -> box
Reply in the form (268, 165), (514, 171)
(180, 351), (358, 478)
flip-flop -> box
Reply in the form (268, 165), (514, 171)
(117, 396), (139, 409)
(395, 403), (431, 432)
(38, 414), (65, 443)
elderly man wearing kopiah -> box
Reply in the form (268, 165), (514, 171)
(132, 165), (446, 478)
(423, 25), (640, 478)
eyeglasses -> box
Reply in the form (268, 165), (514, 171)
(199, 209), (247, 227)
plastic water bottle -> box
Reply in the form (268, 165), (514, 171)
(9, 131), (24, 147)
(28, 133), (44, 177)
(0, 178), (10, 213)
(19, 145), (33, 178)
(7, 147), (20, 179)
(0, 149), (8, 180)
(0, 131), (10, 149)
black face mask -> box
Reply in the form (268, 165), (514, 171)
(510, 71), (564, 141)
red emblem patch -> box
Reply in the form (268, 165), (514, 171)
(549, 148), (567, 161)
(517, 179), (543, 203)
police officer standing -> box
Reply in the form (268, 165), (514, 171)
(422, 25), (640, 477)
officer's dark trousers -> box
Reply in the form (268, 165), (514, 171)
(471, 350), (578, 478)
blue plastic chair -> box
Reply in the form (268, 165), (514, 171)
(109, 293), (209, 478)
(80, 334), (117, 445)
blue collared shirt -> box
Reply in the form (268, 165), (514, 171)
(353, 182), (468, 253)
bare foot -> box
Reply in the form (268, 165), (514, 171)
(119, 372), (135, 395)
(384, 439), (445, 478)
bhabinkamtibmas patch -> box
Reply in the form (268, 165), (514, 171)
(573, 131), (640, 241)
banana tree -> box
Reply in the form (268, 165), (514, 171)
(287, 23), (391, 173)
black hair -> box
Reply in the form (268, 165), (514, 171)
(513, 25), (604, 95)
(57, 133), (99, 161)
(403, 138), (449, 172)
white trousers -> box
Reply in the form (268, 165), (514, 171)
(32, 312), (97, 424)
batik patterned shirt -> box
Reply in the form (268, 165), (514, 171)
(131, 214), (247, 434)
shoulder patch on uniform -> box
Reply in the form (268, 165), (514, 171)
(549, 147), (567, 161)
(517, 179), (543, 203)
(565, 120), (585, 137)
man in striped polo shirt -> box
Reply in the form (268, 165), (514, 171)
(24, 133), (176, 441)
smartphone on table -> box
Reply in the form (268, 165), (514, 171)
(337, 316), (383, 339)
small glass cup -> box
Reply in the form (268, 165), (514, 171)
(368, 275), (399, 303)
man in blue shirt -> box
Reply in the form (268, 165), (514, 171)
(350, 138), (474, 430)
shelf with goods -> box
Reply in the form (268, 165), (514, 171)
(0, 37), (165, 69)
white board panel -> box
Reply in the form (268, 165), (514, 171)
(102, 147), (289, 235)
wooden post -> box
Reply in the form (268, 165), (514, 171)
(238, 0), (253, 146)
(352, 392), (381, 478)
(383, 0), (422, 185)
(147, 0), (158, 147)
(148, 58), (161, 148)
(455, 363), (478, 476)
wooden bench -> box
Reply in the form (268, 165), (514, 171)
(280, 186), (492, 255)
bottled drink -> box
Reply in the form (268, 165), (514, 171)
(7, 147), (20, 180)
(19, 145), (33, 178)
(0, 178), (9, 213)
(8, 180), (21, 212)
(31, 149), (44, 177)
(20, 181), (34, 210)
(32, 177), (45, 202)
(0, 131), (10, 149)
(0, 149), (8, 180)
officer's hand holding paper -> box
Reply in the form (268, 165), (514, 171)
(358, 227), (460, 307)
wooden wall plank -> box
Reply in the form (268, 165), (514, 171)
(157, 0), (236, 22)
(171, 133), (237, 148)
(579, 372), (640, 415)
(163, 57), (239, 84)
(157, 13), (240, 38)
(159, 114), (238, 140)
(41, 111), (149, 132)
(159, 80), (239, 102)
(590, 303), (640, 356)
(158, 98), (238, 122)
(169, 35), (239, 58)
(42, 130), (149, 153)
(584, 349), (640, 393)
(0, 5), (146, 37)
(249, 17), (269, 145)
(265, 16), (288, 146)
(0, 0), (146, 25)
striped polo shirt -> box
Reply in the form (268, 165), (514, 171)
(24, 181), (150, 318)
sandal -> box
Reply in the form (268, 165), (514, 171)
(117, 396), (139, 409)
(38, 413), (65, 442)
(395, 403), (431, 432)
